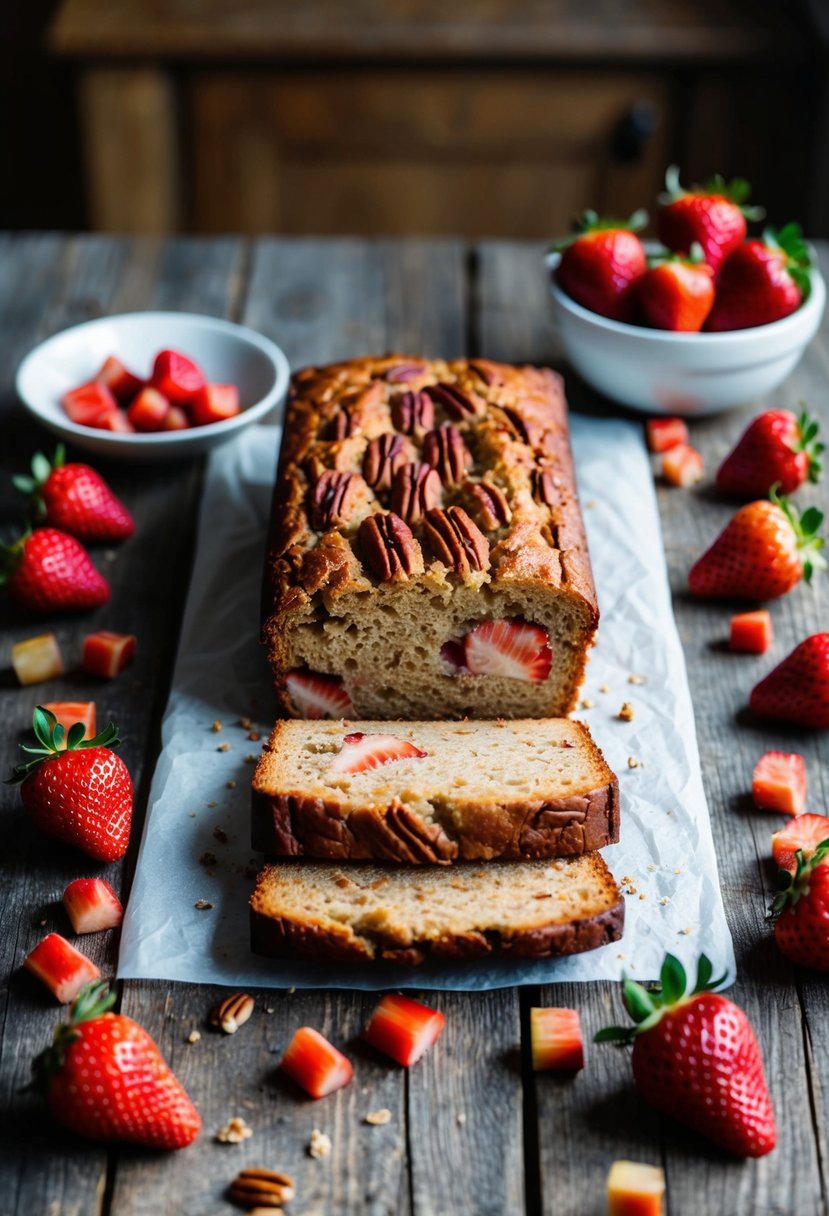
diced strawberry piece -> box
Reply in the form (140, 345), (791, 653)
(161, 404), (191, 431)
(752, 751), (807, 816)
(772, 813), (829, 873)
(646, 417), (689, 453)
(11, 633), (64, 685)
(95, 355), (144, 404)
(329, 731), (427, 774)
(462, 619), (552, 683)
(151, 349), (206, 404)
(363, 994), (445, 1067)
(607, 1160), (666, 1216)
(81, 631), (137, 679)
(284, 669), (354, 719)
(127, 387), (170, 432)
(530, 1007), (584, 1071)
(280, 1026), (353, 1099)
(730, 610), (773, 654)
(41, 701), (96, 739)
(192, 383), (241, 427)
(61, 383), (118, 427)
(63, 878), (124, 934)
(97, 409), (135, 433)
(24, 933), (101, 1003)
(662, 443), (704, 487)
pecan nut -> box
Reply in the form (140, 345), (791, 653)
(358, 512), (422, 580)
(330, 381), (384, 439)
(533, 466), (563, 506)
(391, 462), (443, 525)
(384, 360), (428, 383)
(362, 432), (412, 491)
(425, 382), (486, 420)
(422, 424), (473, 486)
(309, 470), (367, 531)
(468, 358), (505, 386)
(423, 506), (490, 577)
(209, 992), (255, 1035)
(391, 389), (434, 435)
(227, 1167), (296, 1208)
(464, 481), (511, 530)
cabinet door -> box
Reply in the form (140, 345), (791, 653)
(189, 70), (671, 237)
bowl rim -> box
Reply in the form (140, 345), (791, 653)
(15, 310), (291, 449)
(545, 249), (827, 345)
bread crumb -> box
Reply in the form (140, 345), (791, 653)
(245, 753), (257, 763)
(365, 1109), (391, 1126)
(617, 702), (635, 722)
(599, 683), (610, 694)
(212, 720), (223, 732)
(215, 1116), (252, 1144)
(265, 1007), (275, 1014)
(639, 894), (647, 900)
(207, 800), (217, 808)
(194, 899), (214, 910)
(647, 863), (657, 872)
(457, 1112), (467, 1125)
(585, 499), (597, 509)
(308, 1128), (331, 1159)
(580, 698), (595, 709)
(226, 779), (237, 789)
(240, 716), (254, 730)
(627, 756), (643, 769)
(248, 730), (262, 742)
(674, 867), (682, 875)
(217, 742), (231, 752)
(213, 826), (229, 844)
(679, 927), (693, 936)
(628, 674), (647, 685)
(189, 812), (197, 818)
(186, 1030), (201, 1044)
(617, 953), (626, 960)
(659, 897), (671, 906)
(199, 851), (218, 866)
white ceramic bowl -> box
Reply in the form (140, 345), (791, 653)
(15, 311), (291, 460)
(546, 250), (826, 416)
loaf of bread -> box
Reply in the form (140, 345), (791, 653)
(252, 718), (619, 862)
(262, 355), (598, 720)
(250, 855), (624, 965)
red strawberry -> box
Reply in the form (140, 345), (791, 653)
(662, 443), (704, 488)
(284, 669), (354, 719)
(638, 248), (715, 332)
(128, 386), (170, 432)
(33, 981), (201, 1148)
(646, 417), (689, 453)
(94, 355), (144, 404)
(462, 619), (552, 682)
(554, 210), (647, 322)
(13, 446), (134, 543)
(688, 490), (825, 601)
(772, 841), (829, 970)
(329, 731), (427, 775)
(772, 814), (829, 874)
(705, 224), (814, 331)
(24, 933), (101, 1003)
(752, 751), (807, 816)
(657, 166), (764, 274)
(7, 706), (132, 861)
(192, 383), (240, 426)
(729, 609), (773, 654)
(363, 994), (445, 1067)
(749, 633), (829, 729)
(63, 878), (124, 934)
(716, 407), (823, 499)
(597, 954), (776, 1157)
(61, 382), (118, 427)
(0, 528), (110, 614)
(151, 349), (206, 404)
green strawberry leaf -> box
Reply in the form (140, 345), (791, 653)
(593, 1025), (633, 1043)
(659, 953), (687, 1005)
(622, 978), (657, 1022)
(6, 707), (122, 785)
(694, 954), (713, 992)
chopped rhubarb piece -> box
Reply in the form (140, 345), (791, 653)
(330, 731), (427, 775)
(646, 417), (689, 454)
(98, 409), (135, 433)
(607, 1160), (666, 1216)
(730, 609), (773, 654)
(11, 634), (65, 686)
(192, 383), (241, 427)
(363, 994), (445, 1067)
(772, 813), (829, 873)
(24, 933), (101, 1003)
(280, 1026), (353, 1099)
(127, 386), (170, 432)
(61, 382), (118, 427)
(162, 404), (191, 431)
(752, 751), (807, 816)
(81, 631), (137, 679)
(63, 878), (124, 934)
(530, 1007), (584, 1071)
(284, 670), (353, 719)
(463, 619), (552, 682)
(41, 701), (96, 739)
(95, 355), (144, 404)
(661, 443), (704, 487)
(151, 349), (206, 404)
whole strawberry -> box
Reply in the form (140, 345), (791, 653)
(688, 489), (825, 600)
(657, 166), (764, 274)
(716, 407), (823, 499)
(7, 706), (132, 861)
(554, 210), (647, 322)
(34, 982), (200, 1149)
(638, 245), (715, 331)
(706, 223), (813, 331)
(0, 528), (109, 613)
(13, 446), (134, 543)
(750, 633), (829, 729)
(772, 841), (829, 970)
(596, 954), (776, 1157)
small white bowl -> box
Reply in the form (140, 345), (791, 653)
(546, 250), (826, 416)
(16, 311), (291, 460)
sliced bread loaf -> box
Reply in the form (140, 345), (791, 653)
(252, 718), (619, 863)
(250, 855), (624, 965)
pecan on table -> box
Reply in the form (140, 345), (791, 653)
(422, 424), (473, 486)
(391, 462), (443, 525)
(423, 506), (490, 577)
(358, 512), (422, 580)
(227, 1166), (296, 1208)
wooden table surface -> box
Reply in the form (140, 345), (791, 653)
(0, 234), (827, 1216)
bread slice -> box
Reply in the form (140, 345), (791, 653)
(252, 717), (619, 862)
(250, 855), (624, 965)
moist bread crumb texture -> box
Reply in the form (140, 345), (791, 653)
(262, 355), (598, 720)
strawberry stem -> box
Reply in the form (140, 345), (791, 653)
(770, 840), (829, 917)
(12, 447), (65, 523)
(552, 208), (648, 252)
(659, 165), (765, 220)
(793, 405), (824, 484)
(595, 952), (729, 1045)
(770, 485), (826, 582)
(763, 223), (814, 300)
(32, 981), (117, 1090)
(6, 706), (121, 785)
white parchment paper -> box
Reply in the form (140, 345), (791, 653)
(119, 418), (735, 989)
